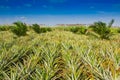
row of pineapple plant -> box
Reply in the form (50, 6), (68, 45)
(0, 29), (120, 80)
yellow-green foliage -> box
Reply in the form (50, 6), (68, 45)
(11, 21), (28, 37)
(0, 25), (10, 31)
(0, 29), (120, 80)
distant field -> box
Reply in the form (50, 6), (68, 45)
(0, 23), (120, 80)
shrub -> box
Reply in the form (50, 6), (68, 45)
(89, 19), (114, 39)
(68, 26), (87, 34)
(0, 25), (10, 31)
(11, 21), (27, 36)
(32, 24), (52, 33)
(32, 24), (41, 33)
(118, 28), (120, 33)
(77, 26), (87, 34)
(69, 27), (79, 33)
(40, 27), (52, 33)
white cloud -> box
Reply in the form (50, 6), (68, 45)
(14, 16), (27, 22)
(20, 16), (26, 19)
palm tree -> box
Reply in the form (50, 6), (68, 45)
(32, 24), (41, 33)
(11, 21), (27, 36)
(89, 19), (114, 39)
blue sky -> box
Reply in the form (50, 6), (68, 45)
(0, 0), (120, 26)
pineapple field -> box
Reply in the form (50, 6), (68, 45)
(0, 21), (120, 80)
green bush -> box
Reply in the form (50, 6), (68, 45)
(40, 27), (52, 33)
(68, 26), (87, 34)
(77, 26), (87, 34)
(32, 24), (41, 33)
(11, 21), (28, 36)
(89, 19), (114, 39)
(0, 25), (10, 31)
(69, 27), (79, 33)
(31, 24), (52, 33)
(118, 28), (120, 33)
